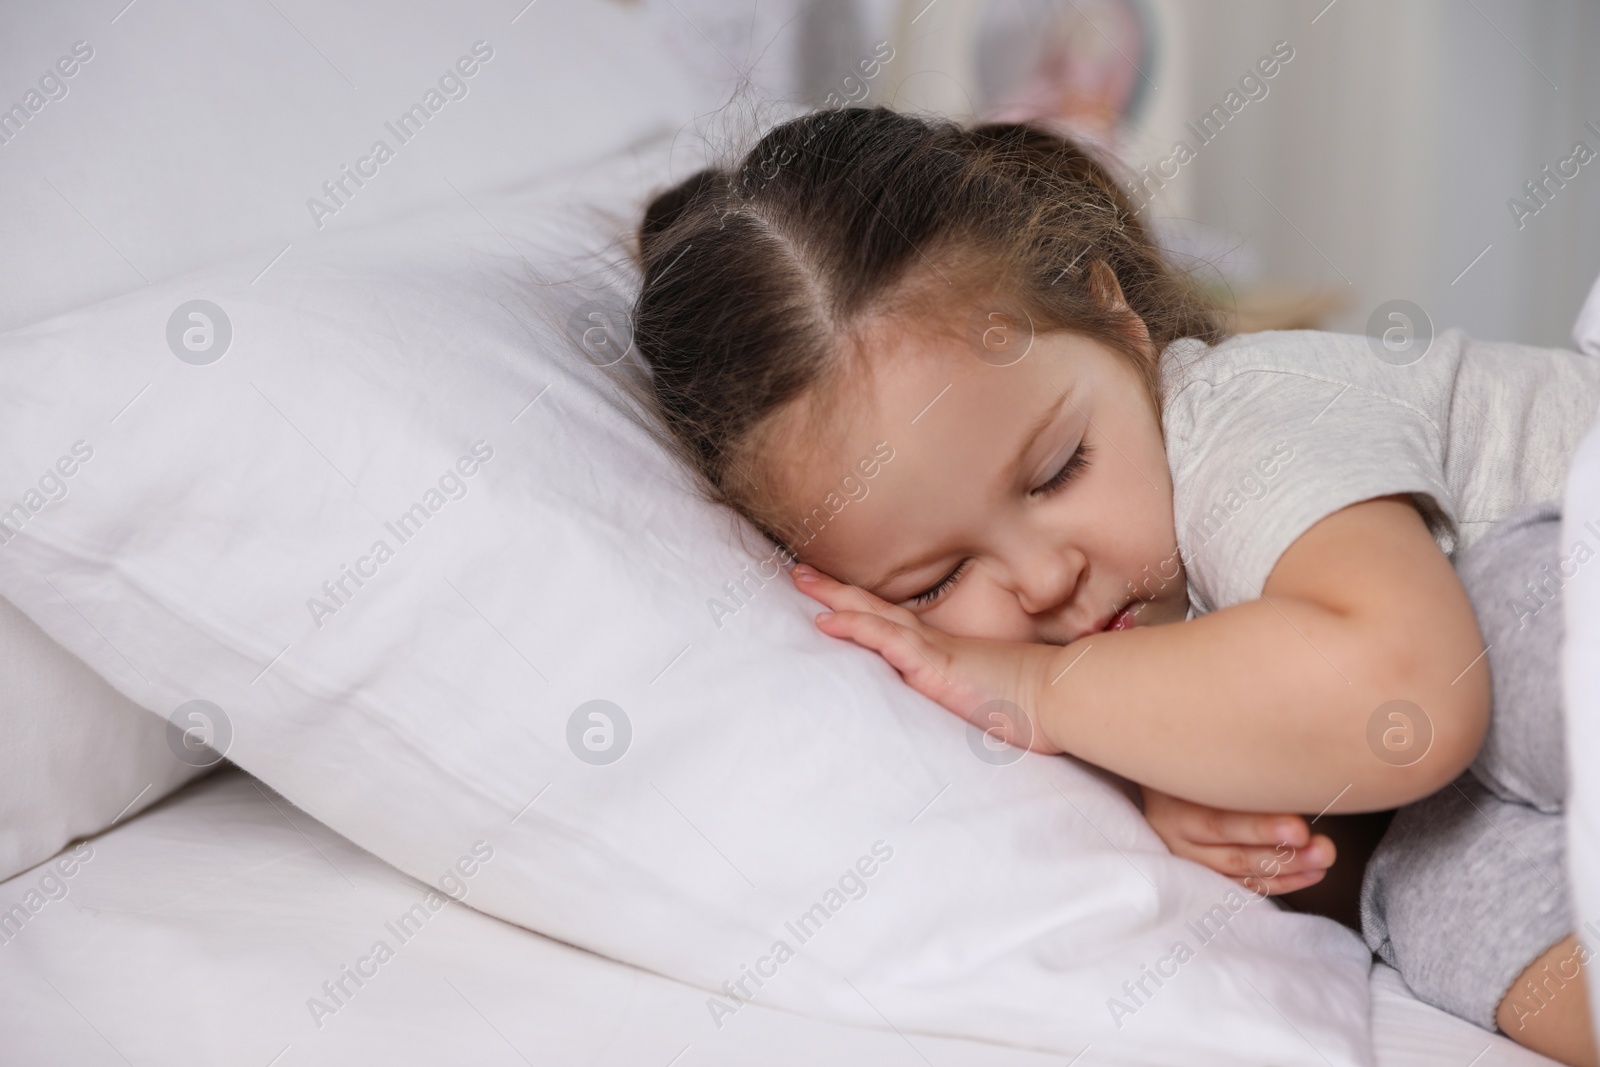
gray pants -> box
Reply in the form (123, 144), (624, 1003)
(1360, 498), (1572, 1030)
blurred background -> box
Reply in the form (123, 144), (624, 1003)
(629, 0), (1600, 347)
(3, 0), (1596, 348)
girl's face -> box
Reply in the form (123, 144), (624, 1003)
(771, 315), (1189, 645)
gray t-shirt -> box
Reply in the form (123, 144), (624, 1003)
(1158, 328), (1600, 616)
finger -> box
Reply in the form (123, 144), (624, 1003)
(813, 610), (952, 702)
(1309, 833), (1336, 868)
(1171, 838), (1336, 880)
(1178, 807), (1310, 849)
(790, 564), (846, 604)
(1241, 867), (1326, 897)
(792, 565), (910, 619)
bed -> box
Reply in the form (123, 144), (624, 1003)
(0, 768), (1562, 1066)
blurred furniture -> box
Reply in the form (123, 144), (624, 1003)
(1217, 283), (1352, 333)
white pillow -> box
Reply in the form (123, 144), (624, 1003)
(1575, 270), (1600, 357)
(0, 134), (1375, 1063)
(0, 0), (699, 883)
(0, 594), (209, 881)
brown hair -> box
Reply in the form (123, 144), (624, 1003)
(631, 105), (1226, 545)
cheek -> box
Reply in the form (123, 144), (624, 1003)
(1116, 405), (1177, 532)
(1112, 489), (1184, 599)
(1080, 436), (1179, 580)
(1086, 450), (1163, 527)
(1120, 492), (1178, 577)
(922, 571), (1038, 642)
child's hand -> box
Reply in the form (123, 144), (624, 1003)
(791, 564), (1063, 754)
(1140, 786), (1335, 895)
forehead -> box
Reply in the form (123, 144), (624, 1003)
(760, 309), (973, 499)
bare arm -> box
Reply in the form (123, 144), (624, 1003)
(796, 495), (1490, 813)
(1022, 495), (1490, 811)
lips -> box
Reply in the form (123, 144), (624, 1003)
(1051, 601), (1139, 645)
(1099, 603), (1139, 633)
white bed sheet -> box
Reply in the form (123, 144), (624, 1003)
(0, 770), (1559, 1066)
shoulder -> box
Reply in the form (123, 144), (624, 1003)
(1157, 328), (1474, 443)
(1158, 328), (1370, 387)
(1156, 329), (1471, 613)
(1159, 327), (1466, 399)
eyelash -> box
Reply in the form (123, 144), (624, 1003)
(1031, 440), (1094, 498)
(909, 558), (971, 606)
(907, 442), (1094, 607)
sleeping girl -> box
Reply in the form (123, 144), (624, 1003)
(629, 104), (1600, 1066)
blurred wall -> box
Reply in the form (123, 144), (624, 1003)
(1141, 0), (1600, 347)
(641, 0), (1600, 348)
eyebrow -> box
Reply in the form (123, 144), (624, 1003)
(1011, 389), (1072, 484)
(866, 389), (1070, 594)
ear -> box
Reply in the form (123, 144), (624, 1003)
(1086, 260), (1155, 353)
(1086, 259), (1131, 312)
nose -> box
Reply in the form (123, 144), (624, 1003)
(1008, 543), (1085, 617)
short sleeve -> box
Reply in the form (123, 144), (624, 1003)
(1164, 365), (1459, 615)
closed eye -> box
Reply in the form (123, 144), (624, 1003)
(907, 558), (970, 607)
(904, 443), (1092, 608)
(1031, 441), (1093, 497)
